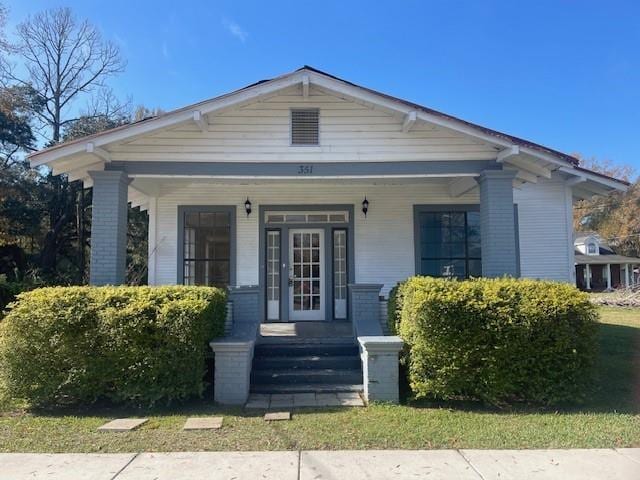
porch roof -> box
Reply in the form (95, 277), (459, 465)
(575, 254), (640, 265)
(27, 65), (628, 210)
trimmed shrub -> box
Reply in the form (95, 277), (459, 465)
(0, 286), (226, 407)
(390, 277), (599, 406)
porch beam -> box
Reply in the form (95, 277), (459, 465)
(449, 176), (478, 197)
(192, 110), (208, 132)
(402, 111), (417, 132)
(496, 145), (520, 163)
(86, 142), (111, 163)
(106, 160), (500, 178)
(503, 156), (552, 179)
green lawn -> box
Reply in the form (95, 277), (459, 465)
(1, 306), (639, 452)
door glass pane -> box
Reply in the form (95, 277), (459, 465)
(333, 229), (347, 319)
(291, 231), (322, 312)
(266, 231), (280, 302)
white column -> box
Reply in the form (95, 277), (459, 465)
(624, 264), (630, 288)
(585, 264), (591, 290)
(147, 197), (157, 285)
(606, 264), (612, 290)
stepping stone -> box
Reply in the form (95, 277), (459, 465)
(264, 411), (291, 421)
(183, 417), (223, 430)
(98, 418), (148, 432)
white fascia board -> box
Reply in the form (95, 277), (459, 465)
(29, 73), (306, 168)
(559, 166), (627, 192)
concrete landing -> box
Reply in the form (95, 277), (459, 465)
(246, 392), (364, 409)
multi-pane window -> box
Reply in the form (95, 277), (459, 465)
(418, 211), (481, 279)
(266, 230), (280, 320)
(333, 229), (347, 319)
(183, 211), (231, 287)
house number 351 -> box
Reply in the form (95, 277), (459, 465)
(297, 165), (313, 175)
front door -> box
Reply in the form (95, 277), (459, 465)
(289, 229), (324, 321)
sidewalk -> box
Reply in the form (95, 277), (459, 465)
(0, 448), (638, 479)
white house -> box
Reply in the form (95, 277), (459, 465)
(28, 66), (629, 404)
(574, 233), (639, 291)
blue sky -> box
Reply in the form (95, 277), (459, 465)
(6, 0), (640, 173)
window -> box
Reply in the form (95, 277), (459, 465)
(265, 211), (349, 224)
(416, 209), (481, 279)
(291, 109), (319, 145)
(333, 229), (348, 319)
(587, 242), (598, 255)
(182, 210), (232, 287)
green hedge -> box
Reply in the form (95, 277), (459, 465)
(389, 277), (599, 406)
(0, 286), (226, 407)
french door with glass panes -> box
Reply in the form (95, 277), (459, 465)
(288, 229), (324, 321)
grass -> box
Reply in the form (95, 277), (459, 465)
(0, 306), (639, 452)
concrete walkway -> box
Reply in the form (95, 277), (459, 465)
(0, 448), (638, 479)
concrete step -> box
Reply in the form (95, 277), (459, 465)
(253, 355), (361, 371)
(254, 343), (359, 358)
(250, 383), (363, 394)
(252, 368), (362, 386)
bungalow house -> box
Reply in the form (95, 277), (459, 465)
(28, 66), (628, 405)
(575, 233), (639, 291)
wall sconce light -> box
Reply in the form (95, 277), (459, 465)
(362, 196), (369, 217)
(244, 197), (252, 216)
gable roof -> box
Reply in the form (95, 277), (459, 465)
(27, 65), (629, 191)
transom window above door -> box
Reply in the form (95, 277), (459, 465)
(265, 211), (349, 224)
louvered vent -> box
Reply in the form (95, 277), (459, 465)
(291, 109), (319, 145)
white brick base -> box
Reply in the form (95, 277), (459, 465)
(358, 336), (403, 404)
(209, 340), (254, 405)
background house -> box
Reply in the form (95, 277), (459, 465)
(575, 233), (640, 291)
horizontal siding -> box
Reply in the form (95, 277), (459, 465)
(515, 176), (572, 282)
(112, 85), (497, 163)
(152, 181), (480, 296)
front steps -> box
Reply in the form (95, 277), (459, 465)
(250, 342), (363, 395)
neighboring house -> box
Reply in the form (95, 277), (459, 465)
(574, 233), (640, 291)
(27, 66), (630, 403)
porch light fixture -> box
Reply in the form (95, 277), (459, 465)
(244, 198), (252, 216)
(362, 197), (369, 217)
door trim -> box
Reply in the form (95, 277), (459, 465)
(258, 204), (355, 323)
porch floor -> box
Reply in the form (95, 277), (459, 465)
(258, 321), (354, 344)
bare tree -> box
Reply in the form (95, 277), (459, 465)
(6, 7), (125, 143)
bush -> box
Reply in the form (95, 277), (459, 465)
(390, 277), (599, 406)
(0, 286), (226, 407)
(0, 279), (32, 316)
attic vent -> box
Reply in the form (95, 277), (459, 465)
(291, 109), (319, 145)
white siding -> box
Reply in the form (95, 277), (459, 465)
(111, 85), (497, 163)
(150, 176), (575, 294)
(515, 175), (574, 282)
(151, 181), (480, 296)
